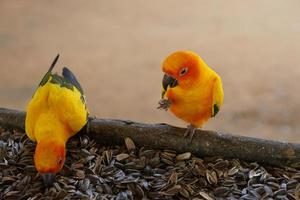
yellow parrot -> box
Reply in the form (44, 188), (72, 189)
(158, 51), (224, 141)
(25, 55), (88, 186)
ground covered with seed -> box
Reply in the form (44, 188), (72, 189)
(0, 128), (300, 200)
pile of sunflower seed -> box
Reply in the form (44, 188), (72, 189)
(0, 128), (300, 200)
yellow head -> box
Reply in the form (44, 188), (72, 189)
(34, 139), (65, 186)
(162, 51), (205, 90)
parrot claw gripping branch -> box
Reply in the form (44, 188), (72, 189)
(25, 54), (89, 186)
(183, 125), (197, 142)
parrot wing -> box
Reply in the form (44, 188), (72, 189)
(36, 54), (84, 96)
(212, 77), (224, 117)
(49, 67), (88, 135)
(62, 66), (88, 112)
(62, 67), (84, 95)
(49, 66), (89, 126)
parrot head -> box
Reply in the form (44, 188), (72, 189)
(161, 51), (203, 95)
(34, 139), (66, 187)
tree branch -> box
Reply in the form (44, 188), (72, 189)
(0, 107), (299, 168)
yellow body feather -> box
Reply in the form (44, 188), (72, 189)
(26, 78), (87, 143)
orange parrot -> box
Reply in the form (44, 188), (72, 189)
(158, 51), (224, 141)
(25, 55), (88, 186)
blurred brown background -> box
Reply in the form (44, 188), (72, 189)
(0, 1), (300, 142)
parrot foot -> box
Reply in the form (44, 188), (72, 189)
(157, 99), (171, 111)
(184, 125), (196, 142)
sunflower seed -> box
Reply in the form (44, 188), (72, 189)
(125, 137), (135, 153)
(176, 152), (191, 161)
(116, 153), (129, 161)
(199, 191), (214, 200)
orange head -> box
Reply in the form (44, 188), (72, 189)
(34, 139), (65, 186)
(162, 51), (205, 90)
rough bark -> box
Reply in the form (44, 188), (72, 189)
(0, 107), (299, 168)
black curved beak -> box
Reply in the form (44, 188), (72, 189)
(162, 74), (178, 98)
(42, 173), (56, 187)
(162, 74), (178, 91)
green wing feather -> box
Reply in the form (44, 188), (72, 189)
(37, 54), (83, 95)
(34, 54), (85, 104)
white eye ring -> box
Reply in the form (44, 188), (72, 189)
(179, 67), (188, 76)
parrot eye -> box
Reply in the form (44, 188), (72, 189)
(179, 67), (188, 76)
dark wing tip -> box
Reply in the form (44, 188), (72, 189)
(62, 67), (75, 80)
(62, 66), (70, 74)
(62, 67), (84, 94)
(48, 54), (60, 73)
(212, 104), (220, 117)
